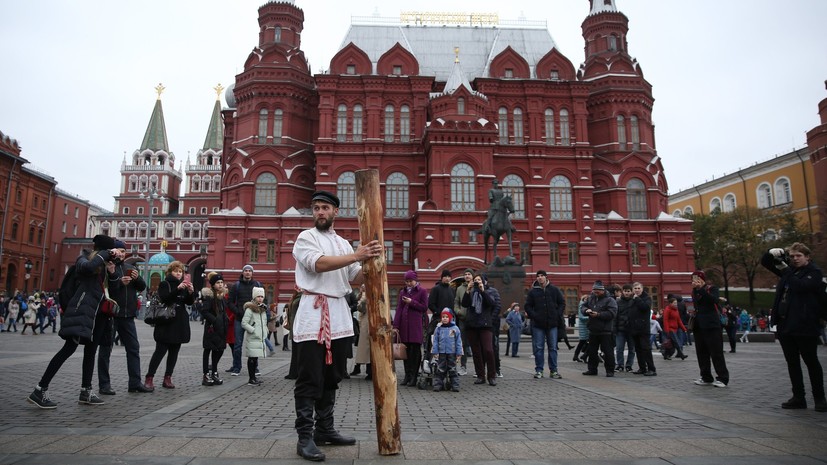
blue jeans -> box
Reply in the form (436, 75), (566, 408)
(231, 320), (244, 372)
(615, 331), (636, 369)
(531, 326), (558, 373)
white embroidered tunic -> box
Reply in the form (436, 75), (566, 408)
(292, 227), (359, 342)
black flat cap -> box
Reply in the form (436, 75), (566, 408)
(311, 190), (340, 208)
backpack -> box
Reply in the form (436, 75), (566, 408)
(58, 265), (80, 312)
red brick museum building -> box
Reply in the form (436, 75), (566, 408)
(100, 0), (696, 310)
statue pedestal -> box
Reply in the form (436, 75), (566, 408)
(483, 263), (527, 320)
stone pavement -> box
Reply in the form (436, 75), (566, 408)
(1, 322), (826, 464)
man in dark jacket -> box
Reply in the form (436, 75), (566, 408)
(690, 270), (729, 388)
(582, 280), (617, 377)
(524, 270), (565, 379)
(227, 264), (263, 375)
(614, 286), (635, 372)
(762, 243), (826, 411)
(427, 269), (456, 351)
(627, 283), (656, 375)
(97, 240), (152, 395)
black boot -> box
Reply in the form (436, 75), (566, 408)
(313, 390), (356, 446)
(364, 364), (372, 381)
(295, 397), (325, 461)
(349, 364), (361, 376)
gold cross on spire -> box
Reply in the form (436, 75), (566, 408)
(155, 82), (165, 100)
(213, 83), (224, 100)
(454, 47), (460, 63)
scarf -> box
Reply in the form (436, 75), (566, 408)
(472, 288), (483, 315)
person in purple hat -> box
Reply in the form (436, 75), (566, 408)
(393, 270), (429, 387)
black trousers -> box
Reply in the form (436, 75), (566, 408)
(778, 335), (824, 400)
(39, 338), (98, 390)
(294, 338), (349, 399)
(203, 348), (225, 373)
(587, 333), (615, 373)
(97, 317), (143, 389)
(146, 342), (181, 377)
(693, 328), (729, 384)
(632, 333), (655, 372)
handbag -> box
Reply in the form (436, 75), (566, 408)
(144, 282), (176, 324)
(392, 329), (407, 360)
(101, 281), (120, 317)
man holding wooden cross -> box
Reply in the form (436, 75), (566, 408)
(291, 190), (382, 461)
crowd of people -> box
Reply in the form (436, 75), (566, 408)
(5, 192), (826, 462)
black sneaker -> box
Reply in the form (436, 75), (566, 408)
(781, 397), (807, 409)
(814, 398), (827, 412)
(27, 388), (57, 409)
(247, 378), (262, 386)
(78, 389), (104, 405)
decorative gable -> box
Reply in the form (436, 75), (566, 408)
(376, 43), (419, 76)
(489, 46), (530, 79)
(329, 43), (372, 75)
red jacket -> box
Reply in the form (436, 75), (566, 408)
(663, 304), (686, 333)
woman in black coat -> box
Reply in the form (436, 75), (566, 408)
(200, 272), (229, 386)
(461, 273), (499, 385)
(145, 261), (194, 390)
(27, 235), (124, 409)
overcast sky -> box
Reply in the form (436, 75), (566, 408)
(2, 0), (825, 210)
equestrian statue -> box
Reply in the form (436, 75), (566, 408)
(482, 179), (517, 265)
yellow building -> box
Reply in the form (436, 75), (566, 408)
(668, 147), (820, 238)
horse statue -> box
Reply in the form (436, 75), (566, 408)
(482, 195), (517, 264)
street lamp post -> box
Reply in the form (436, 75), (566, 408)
(23, 259), (33, 294)
(139, 187), (162, 300)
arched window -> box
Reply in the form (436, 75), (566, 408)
(258, 108), (268, 144)
(191, 175), (201, 192)
(498, 107), (508, 144)
(673, 210), (682, 218)
(630, 115), (640, 150)
(513, 108), (524, 144)
(100, 222), (111, 236)
(400, 105), (410, 142)
(384, 105), (395, 142)
(28, 226), (35, 243)
(274, 27), (281, 43)
(617, 115), (626, 149)
(254, 173), (277, 215)
(212, 175), (221, 192)
(757, 183), (772, 209)
(450, 163), (475, 211)
(710, 197), (722, 213)
(129, 175), (138, 191)
(683, 206), (694, 216)
(139, 175), (148, 191)
(336, 104), (347, 142)
(273, 109), (283, 144)
(127, 221), (137, 239)
(560, 109), (570, 145)
(201, 176), (210, 192)
(337, 172), (357, 216)
(149, 175), (158, 190)
(550, 175), (573, 220)
(457, 98), (465, 115)
(723, 193), (736, 212)
(11, 222), (18, 240)
(626, 178), (647, 219)
(165, 221), (174, 239)
(182, 222), (192, 239)
(385, 172), (409, 218)
(502, 174), (525, 219)
(544, 109), (555, 146)
(608, 34), (618, 51)
(192, 223), (202, 239)
(352, 104), (363, 142)
(774, 177), (791, 204)
(117, 222), (127, 239)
